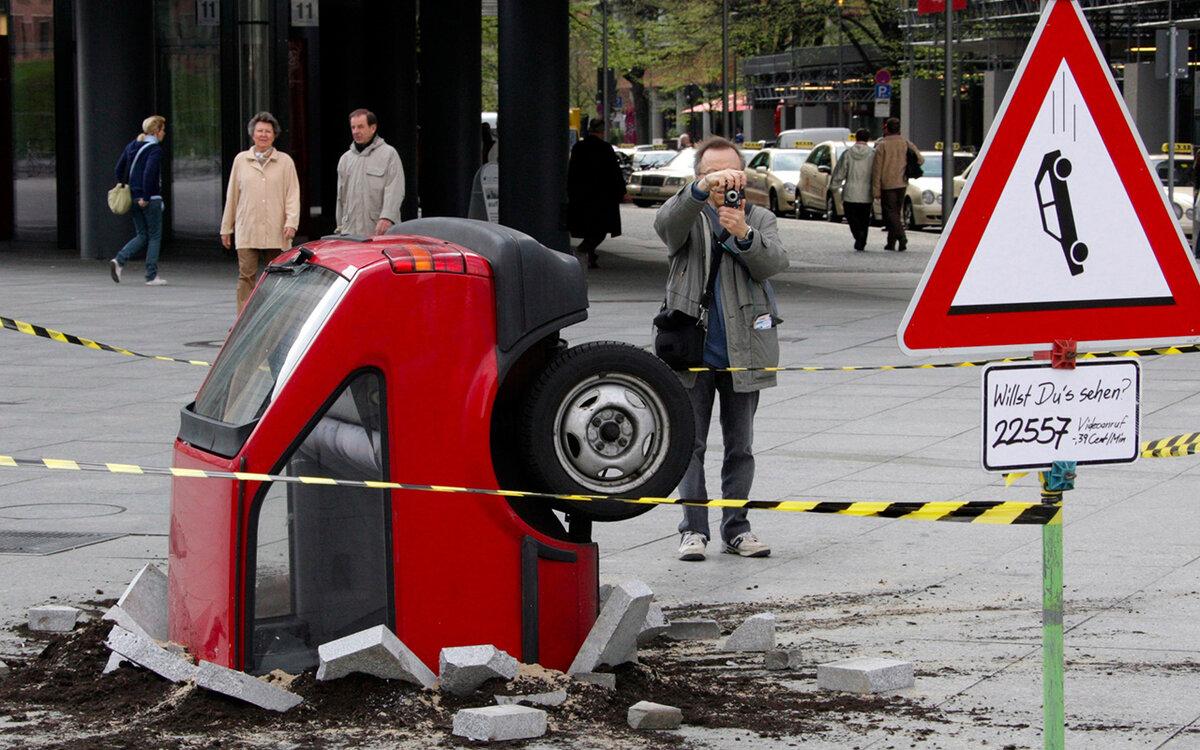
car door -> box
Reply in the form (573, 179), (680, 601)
(799, 146), (828, 211)
(745, 151), (770, 207)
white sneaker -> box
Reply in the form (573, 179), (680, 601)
(678, 531), (707, 562)
(109, 259), (122, 283)
(722, 532), (771, 558)
(145, 277), (168, 286)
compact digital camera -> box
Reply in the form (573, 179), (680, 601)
(723, 188), (743, 209)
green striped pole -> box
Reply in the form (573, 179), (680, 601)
(1041, 485), (1064, 750)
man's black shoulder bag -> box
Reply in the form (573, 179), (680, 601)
(653, 217), (728, 370)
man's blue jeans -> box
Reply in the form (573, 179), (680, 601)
(116, 199), (163, 281)
(677, 370), (759, 544)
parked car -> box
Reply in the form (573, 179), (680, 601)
(744, 148), (811, 216)
(776, 127), (851, 149)
(1148, 154), (1195, 238)
(627, 148), (696, 207)
(795, 140), (852, 221)
(879, 151), (977, 228)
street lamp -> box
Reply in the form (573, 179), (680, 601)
(838, 0), (844, 128)
(721, 0), (729, 136)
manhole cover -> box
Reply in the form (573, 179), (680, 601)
(0, 531), (124, 556)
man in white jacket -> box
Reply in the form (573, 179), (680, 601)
(336, 109), (405, 236)
(831, 128), (876, 252)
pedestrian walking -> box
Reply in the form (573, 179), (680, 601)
(653, 136), (789, 562)
(871, 117), (923, 252)
(335, 108), (404, 236)
(567, 118), (626, 269)
(110, 115), (168, 285)
(831, 128), (876, 252)
(220, 112), (300, 313)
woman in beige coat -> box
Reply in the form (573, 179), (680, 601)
(220, 112), (300, 313)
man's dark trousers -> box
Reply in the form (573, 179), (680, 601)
(844, 202), (871, 251)
(880, 187), (907, 250)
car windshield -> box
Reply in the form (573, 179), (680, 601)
(918, 154), (976, 179)
(772, 152), (804, 171)
(193, 263), (349, 426)
(1155, 159), (1194, 186)
(668, 148), (696, 171)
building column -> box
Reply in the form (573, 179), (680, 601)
(76, 0), (154, 259)
(983, 69), (1014, 139)
(1124, 62), (1169, 153)
(901, 78), (940, 148)
(419, 0), (481, 217)
(499, 0), (569, 250)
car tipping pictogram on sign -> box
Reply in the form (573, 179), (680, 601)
(1034, 150), (1087, 276)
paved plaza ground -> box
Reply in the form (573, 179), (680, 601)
(1, 205), (1200, 747)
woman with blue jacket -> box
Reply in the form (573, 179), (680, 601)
(110, 116), (167, 285)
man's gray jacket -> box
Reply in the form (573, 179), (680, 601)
(336, 136), (405, 235)
(654, 184), (789, 392)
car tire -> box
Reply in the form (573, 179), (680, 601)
(825, 193), (840, 223)
(903, 198), (916, 229)
(633, 200), (655, 208)
(519, 341), (695, 521)
(769, 190), (781, 217)
(795, 191), (810, 220)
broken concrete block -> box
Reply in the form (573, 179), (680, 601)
(28, 605), (80, 633)
(102, 605), (152, 641)
(573, 671), (616, 690)
(0, 659), (8, 676)
(105, 625), (197, 683)
(494, 689), (568, 707)
(439, 645), (520, 696)
(102, 652), (127, 675)
(637, 602), (669, 646)
(764, 648), (802, 670)
(627, 700), (683, 730)
(598, 583), (613, 608)
(663, 619), (721, 640)
(722, 612), (775, 652)
(317, 625), (436, 688)
(194, 660), (302, 712)
(817, 657), (914, 694)
(114, 563), (169, 641)
(452, 705), (547, 741)
(568, 579), (653, 674)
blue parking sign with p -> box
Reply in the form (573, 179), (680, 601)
(876, 84), (891, 99)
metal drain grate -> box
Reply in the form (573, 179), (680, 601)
(0, 531), (124, 556)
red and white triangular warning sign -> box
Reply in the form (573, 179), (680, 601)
(899, 0), (1200, 356)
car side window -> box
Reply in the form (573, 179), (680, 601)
(804, 149), (821, 166)
(818, 147), (831, 168)
(749, 153), (768, 169)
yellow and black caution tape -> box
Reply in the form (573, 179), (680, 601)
(0, 316), (212, 367)
(7, 313), (1200, 373)
(0, 453), (1060, 526)
(1141, 432), (1200, 458)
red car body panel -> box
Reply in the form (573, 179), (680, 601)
(169, 235), (598, 673)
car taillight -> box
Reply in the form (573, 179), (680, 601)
(383, 243), (468, 274)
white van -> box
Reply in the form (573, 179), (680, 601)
(776, 127), (851, 150)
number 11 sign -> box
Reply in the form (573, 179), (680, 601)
(982, 359), (1140, 472)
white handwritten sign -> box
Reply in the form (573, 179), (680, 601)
(982, 359), (1140, 472)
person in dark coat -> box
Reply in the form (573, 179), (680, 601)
(567, 118), (626, 268)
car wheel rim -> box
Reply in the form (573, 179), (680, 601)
(551, 372), (672, 494)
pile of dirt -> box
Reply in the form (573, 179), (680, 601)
(0, 600), (948, 749)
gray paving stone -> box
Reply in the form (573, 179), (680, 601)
(637, 602), (669, 646)
(568, 579), (653, 674)
(627, 700), (683, 730)
(452, 705), (547, 741)
(722, 612), (776, 652)
(663, 618), (721, 640)
(194, 660), (303, 712)
(102, 652), (127, 675)
(102, 604), (152, 641)
(438, 645), (520, 696)
(28, 605), (79, 632)
(494, 689), (568, 707)
(817, 657), (915, 694)
(113, 563), (168, 641)
(572, 671), (616, 690)
(104, 625), (197, 683)
(764, 648), (803, 670)
(316, 625), (436, 687)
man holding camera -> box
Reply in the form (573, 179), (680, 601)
(654, 137), (789, 562)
